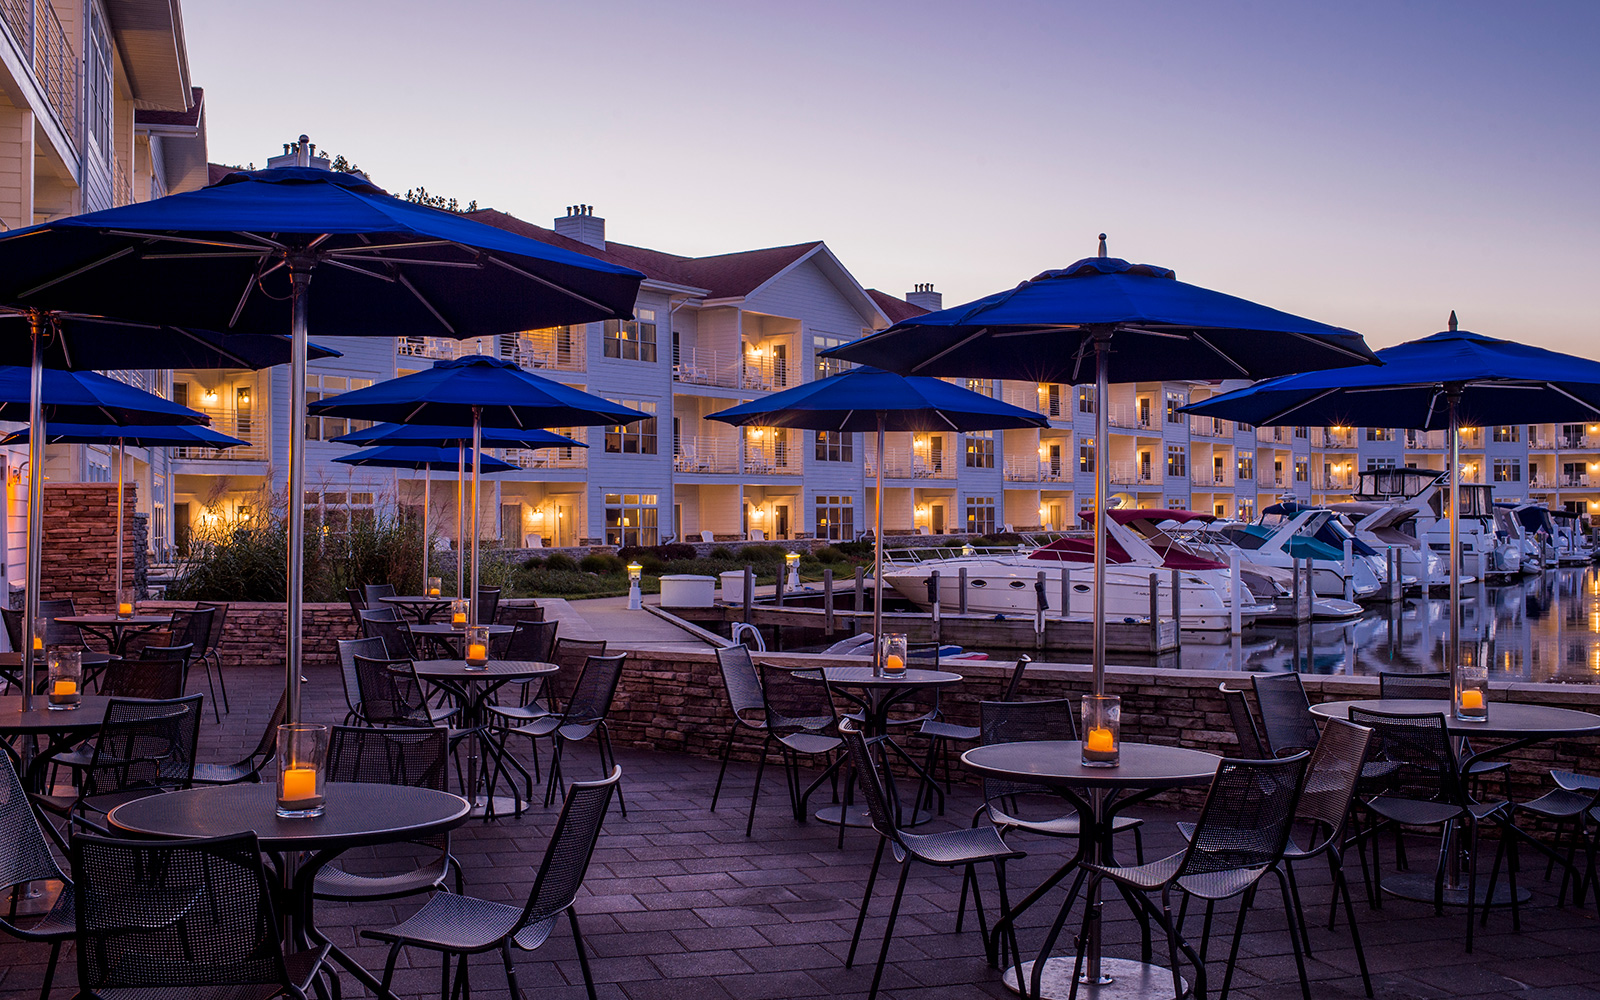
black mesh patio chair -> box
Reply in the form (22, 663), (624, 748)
(36, 694), (203, 832)
(1251, 672), (1322, 756)
(477, 587), (502, 625)
(1071, 752), (1313, 1000)
(976, 698), (1144, 859)
(0, 607), (23, 691)
(364, 582), (398, 606)
(362, 611), (419, 660)
(498, 654), (628, 816)
(1377, 670), (1511, 797)
(38, 599), (85, 649)
(497, 602), (545, 625)
(1348, 706), (1517, 953)
(916, 656), (1035, 810)
(364, 767), (621, 1000)
(313, 725), (462, 905)
(337, 636), (387, 724)
(493, 618), (559, 663)
(192, 690), (288, 785)
(355, 654), (460, 730)
(172, 603), (228, 719)
(0, 752), (75, 1000)
(838, 720), (1022, 1000)
(345, 586), (367, 627)
(1220, 682), (1267, 759)
(71, 831), (333, 1000)
(735, 663), (842, 837)
(100, 654), (187, 699)
(709, 643), (767, 812)
(489, 636), (602, 782)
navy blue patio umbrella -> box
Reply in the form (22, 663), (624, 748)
(1, 422), (247, 596)
(823, 238), (1376, 995)
(0, 153), (644, 723)
(311, 355), (645, 621)
(709, 366), (1050, 651)
(1186, 313), (1600, 680)
(333, 422), (585, 592)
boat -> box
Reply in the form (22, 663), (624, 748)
(1548, 509), (1595, 565)
(1494, 503), (1548, 575)
(1328, 499), (1451, 591)
(1216, 502), (1387, 601)
(879, 509), (1273, 631)
(1350, 468), (1518, 582)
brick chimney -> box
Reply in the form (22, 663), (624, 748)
(555, 204), (606, 250)
(906, 282), (942, 312)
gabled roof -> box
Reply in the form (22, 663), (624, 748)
(866, 289), (929, 324)
(671, 242), (822, 299)
(207, 162), (239, 184)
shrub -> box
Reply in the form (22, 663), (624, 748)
(709, 546), (734, 560)
(639, 555), (667, 576)
(619, 543), (696, 562)
(542, 552), (579, 572)
(814, 545), (848, 563)
(520, 555), (546, 570)
(579, 553), (626, 575)
(737, 544), (786, 564)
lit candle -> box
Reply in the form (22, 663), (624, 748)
(1086, 727), (1116, 753)
(280, 767), (318, 802)
(52, 679), (76, 696)
(884, 654), (904, 673)
(452, 612), (467, 626)
(1459, 690), (1485, 710)
(465, 642), (488, 663)
(428, 588), (441, 597)
(117, 602), (134, 617)
(33, 637), (43, 651)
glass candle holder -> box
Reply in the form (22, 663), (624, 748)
(427, 576), (442, 598)
(32, 616), (47, 655)
(1454, 664), (1489, 722)
(450, 598), (469, 630)
(879, 633), (908, 677)
(47, 648), (81, 710)
(464, 625), (491, 668)
(116, 589), (135, 619)
(276, 724), (329, 818)
(1082, 694), (1122, 767)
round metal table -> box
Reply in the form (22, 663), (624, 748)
(413, 659), (556, 818)
(0, 693), (113, 790)
(108, 781), (470, 1000)
(963, 740), (1222, 1000)
(409, 621), (513, 658)
(815, 666), (963, 828)
(1311, 698), (1600, 907)
(55, 614), (173, 655)
(377, 594), (452, 623)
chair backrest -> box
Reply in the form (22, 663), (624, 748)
(84, 695), (204, 797)
(477, 588), (502, 625)
(326, 725), (448, 790)
(1378, 670), (1451, 701)
(360, 615), (415, 660)
(549, 638), (607, 706)
(246, 691), (290, 768)
(837, 719), (903, 844)
(0, 750), (66, 895)
(38, 598), (82, 646)
(562, 654), (627, 728)
(1294, 718), (1372, 854)
(1251, 672), (1322, 756)
(353, 655), (433, 727)
(1220, 683), (1268, 759)
(715, 643), (765, 718)
(337, 636), (387, 717)
(979, 698), (1078, 801)
(1002, 655), (1033, 701)
(1177, 751), (1310, 882)
(357, 605), (399, 622)
(758, 663), (836, 735)
(168, 607), (214, 657)
(499, 620), (559, 662)
(1347, 707), (1465, 805)
(498, 604), (546, 626)
(72, 832), (296, 994)
(139, 642), (194, 664)
(345, 587), (367, 626)
(0, 606), (21, 651)
(100, 657), (186, 699)
(195, 602), (229, 654)
(517, 767), (620, 930)
(363, 583), (397, 606)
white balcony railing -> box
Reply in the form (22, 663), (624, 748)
(1404, 429), (1447, 449)
(1319, 430), (1356, 449)
(1110, 462), (1161, 486)
(397, 337), (459, 362)
(1316, 473), (1355, 490)
(1256, 426), (1288, 444)
(743, 432), (799, 475)
(1561, 473), (1595, 488)
(174, 410), (268, 462)
(1108, 404), (1158, 430)
(0, 1), (78, 146)
(866, 448), (954, 480)
(1192, 469), (1234, 488)
(1189, 416), (1232, 438)
(503, 444), (586, 470)
(1003, 458), (1072, 483)
(502, 327), (585, 372)
(673, 436), (739, 475)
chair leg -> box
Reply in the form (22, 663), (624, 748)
(1332, 855), (1374, 998)
(210, 651), (230, 713)
(1274, 866), (1313, 1000)
(199, 659), (222, 723)
(1218, 886), (1254, 1000)
(848, 836), (887, 968)
(955, 862), (973, 934)
(597, 727), (626, 817)
(500, 942), (524, 1000)
(39, 940), (60, 1000)
(709, 728), (737, 812)
(568, 907), (599, 1000)
(1465, 818), (1478, 954)
(1284, 858), (1312, 958)
(746, 734), (773, 838)
(868, 862), (912, 1000)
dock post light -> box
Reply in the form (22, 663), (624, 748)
(785, 550), (801, 590)
(627, 561), (643, 610)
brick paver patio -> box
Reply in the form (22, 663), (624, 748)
(3, 662), (1598, 1000)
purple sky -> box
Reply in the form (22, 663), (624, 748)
(187, 0), (1597, 352)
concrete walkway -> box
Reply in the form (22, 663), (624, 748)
(557, 595), (719, 652)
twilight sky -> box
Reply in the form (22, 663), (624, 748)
(186, 0), (1597, 352)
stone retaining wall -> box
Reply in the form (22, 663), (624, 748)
(140, 600), (353, 673)
(37, 483), (139, 611)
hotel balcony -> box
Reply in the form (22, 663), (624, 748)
(673, 347), (793, 393)
(0, 0), (79, 146)
(502, 444), (587, 471)
(1003, 458), (1072, 483)
(1110, 462), (1161, 487)
(1107, 404), (1159, 431)
(673, 437), (739, 475)
(1561, 473), (1596, 488)
(1189, 416), (1233, 438)
(1319, 429), (1356, 449)
(174, 410), (268, 462)
(866, 448), (954, 480)
(743, 432), (800, 475)
(1404, 429), (1448, 450)
(1256, 426), (1291, 444)
(1192, 469), (1234, 488)
(1316, 472), (1355, 491)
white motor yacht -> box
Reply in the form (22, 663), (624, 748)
(1216, 503), (1386, 601)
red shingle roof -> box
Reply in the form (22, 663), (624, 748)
(866, 289), (929, 323)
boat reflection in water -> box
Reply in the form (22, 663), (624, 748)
(1071, 566), (1600, 683)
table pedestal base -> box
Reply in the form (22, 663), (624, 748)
(814, 803), (935, 828)
(1002, 957), (1189, 1000)
(468, 794), (525, 820)
(1381, 872), (1530, 907)
(7, 879), (63, 917)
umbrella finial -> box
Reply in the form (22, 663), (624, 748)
(1448, 310), (1458, 332)
(1097, 233), (1108, 258)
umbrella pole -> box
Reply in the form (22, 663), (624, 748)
(471, 408), (482, 624)
(285, 266), (312, 723)
(874, 413), (885, 668)
(1447, 388), (1461, 679)
(1092, 330), (1111, 697)
(456, 444), (465, 598)
(116, 440), (124, 602)
(21, 311), (45, 711)
(422, 472), (430, 588)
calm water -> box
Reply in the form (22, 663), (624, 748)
(1107, 566), (1600, 683)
